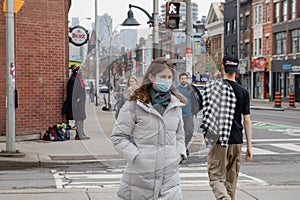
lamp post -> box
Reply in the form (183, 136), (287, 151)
(107, 27), (119, 110)
(186, 0), (193, 80)
(5, 0), (16, 153)
(95, 0), (100, 106)
(122, 0), (160, 59)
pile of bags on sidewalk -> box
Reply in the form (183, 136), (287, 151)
(42, 123), (71, 141)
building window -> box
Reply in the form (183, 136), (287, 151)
(245, 15), (250, 30)
(274, 32), (286, 55)
(282, 0), (287, 21)
(240, 16), (244, 31)
(290, 0), (296, 19)
(298, 0), (300, 17)
(274, 2), (280, 23)
(266, 36), (270, 55)
(226, 21), (230, 35)
(232, 19), (236, 33)
(232, 45), (236, 55)
(290, 29), (300, 53)
(266, 3), (271, 22)
(240, 44), (243, 58)
(245, 42), (250, 57)
(254, 38), (262, 57)
(254, 5), (262, 25)
(225, 46), (230, 54)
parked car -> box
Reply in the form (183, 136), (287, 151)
(99, 84), (109, 93)
(192, 84), (205, 95)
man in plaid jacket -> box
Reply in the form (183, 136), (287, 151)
(201, 54), (253, 200)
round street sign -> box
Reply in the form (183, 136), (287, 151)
(69, 25), (89, 46)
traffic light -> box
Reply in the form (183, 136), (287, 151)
(165, 2), (180, 29)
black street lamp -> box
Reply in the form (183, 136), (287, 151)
(122, 4), (159, 59)
(122, 4), (153, 27)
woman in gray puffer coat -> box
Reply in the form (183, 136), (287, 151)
(111, 57), (188, 200)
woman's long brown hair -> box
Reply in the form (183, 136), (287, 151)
(130, 57), (187, 104)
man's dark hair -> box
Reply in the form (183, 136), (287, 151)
(179, 72), (188, 79)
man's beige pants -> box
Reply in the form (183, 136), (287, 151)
(207, 143), (242, 200)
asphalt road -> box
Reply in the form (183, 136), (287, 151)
(0, 108), (299, 191)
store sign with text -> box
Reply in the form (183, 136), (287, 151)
(69, 25), (89, 46)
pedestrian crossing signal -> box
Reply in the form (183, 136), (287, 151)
(165, 2), (180, 29)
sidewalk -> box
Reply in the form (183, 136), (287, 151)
(250, 99), (300, 111)
(0, 102), (120, 168)
(0, 100), (300, 199)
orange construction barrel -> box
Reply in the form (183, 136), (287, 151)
(289, 92), (296, 108)
(274, 91), (282, 108)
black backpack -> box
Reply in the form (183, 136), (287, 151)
(190, 84), (203, 115)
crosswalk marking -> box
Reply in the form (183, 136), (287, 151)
(192, 142), (300, 156)
(242, 146), (280, 155)
(270, 143), (300, 152)
(52, 165), (268, 189)
(247, 138), (300, 142)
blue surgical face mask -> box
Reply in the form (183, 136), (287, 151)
(154, 78), (172, 93)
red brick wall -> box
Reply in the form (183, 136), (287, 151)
(0, 0), (70, 136)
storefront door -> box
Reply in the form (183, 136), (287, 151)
(295, 75), (300, 102)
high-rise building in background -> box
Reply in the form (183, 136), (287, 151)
(97, 14), (112, 49)
(120, 29), (138, 50)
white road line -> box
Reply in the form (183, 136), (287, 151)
(65, 173), (121, 179)
(270, 143), (300, 152)
(52, 165), (268, 189)
(239, 172), (269, 186)
(51, 170), (64, 189)
(242, 146), (280, 155)
(179, 167), (207, 171)
(246, 138), (300, 143)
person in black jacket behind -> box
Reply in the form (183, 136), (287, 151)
(62, 64), (90, 140)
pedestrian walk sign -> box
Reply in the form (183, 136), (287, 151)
(165, 2), (180, 29)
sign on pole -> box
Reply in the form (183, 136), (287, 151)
(186, 48), (193, 81)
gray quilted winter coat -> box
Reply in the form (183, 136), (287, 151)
(111, 95), (186, 200)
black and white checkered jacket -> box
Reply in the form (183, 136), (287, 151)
(200, 79), (237, 147)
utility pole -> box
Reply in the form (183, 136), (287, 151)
(5, 0), (16, 153)
(237, 0), (243, 84)
(186, 0), (193, 81)
(95, 0), (100, 106)
(153, 0), (160, 59)
(186, 0), (192, 49)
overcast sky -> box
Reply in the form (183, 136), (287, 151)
(68, 0), (224, 29)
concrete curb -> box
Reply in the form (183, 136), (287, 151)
(250, 106), (285, 111)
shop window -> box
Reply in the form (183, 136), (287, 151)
(279, 72), (285, 96)
(285, 72), (290, 96)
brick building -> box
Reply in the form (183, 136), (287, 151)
(0, 0), (71, 139)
